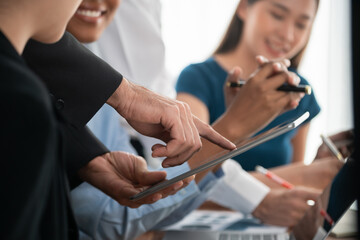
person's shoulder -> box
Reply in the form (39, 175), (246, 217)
(0, 58), (51, 111)
(176, 58), (218, 96)
(183, 57), (218, 72)
(179, 58), (219, 81)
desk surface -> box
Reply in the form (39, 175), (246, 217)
(134, 231), (357, 240)
(135, 204), (358, 240)
(327, 237), (357, 240)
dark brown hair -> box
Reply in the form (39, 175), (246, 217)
(214, 0), (320, 69)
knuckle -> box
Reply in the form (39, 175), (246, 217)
(189, 136), (196, 146)
(192, 141), (201, 152)
(196, 139), (202, 150)
(178, 137), (186, 145)
(178, 101), (187, 112)
(183, 101), (191, 111)
(170, 104), (181, 115)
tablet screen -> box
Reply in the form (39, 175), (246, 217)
(130, 112), (310, 201)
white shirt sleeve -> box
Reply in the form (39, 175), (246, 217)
(207, 159), (270, 214)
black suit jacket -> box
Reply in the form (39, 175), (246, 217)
(23, 32), (124, 188)
(1, 31), (75, 240)
(1, 32), (124, 240)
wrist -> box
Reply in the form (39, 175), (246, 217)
(106, 78), (135, 117)
(78, 153), (110, 182)
(251, 192), (271, 221)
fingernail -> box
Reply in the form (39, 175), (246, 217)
(173, 182), (183, 191)
(257, 55), (266, 63)
(152, 194), (162, 202)
(273, 62), (282, 70)
(185, 176), (195, 184)
(284, 59), (291, 67)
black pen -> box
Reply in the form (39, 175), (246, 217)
(226, 80), (312, 95)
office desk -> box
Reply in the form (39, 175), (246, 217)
(134, 209), (358, 240)
(327, 237), (357, 240)
(135, 231), (357, 240)
(134, 231), (357, 240)
(135, 202), (358, 240)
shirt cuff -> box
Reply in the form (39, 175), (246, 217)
(214, 167), (225, 178)
(207, 159), (270, 214)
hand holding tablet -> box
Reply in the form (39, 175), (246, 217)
(130, 112), (310, 201)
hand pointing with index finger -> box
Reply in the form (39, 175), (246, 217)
(108, 78), (236, 167)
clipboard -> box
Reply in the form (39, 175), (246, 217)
(130, 112), (310, 201)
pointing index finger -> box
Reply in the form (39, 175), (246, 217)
(193, 116), (236, 150)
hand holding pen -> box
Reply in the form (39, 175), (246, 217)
(320, 134), (346, 162)
(255, 165), (334, 226)
(226, 81), (312, 95)
(224, 56), (304, 110)
(222, 56), (305, 139)
(226, 56), (311, 95)
(316, 131), (354, 161)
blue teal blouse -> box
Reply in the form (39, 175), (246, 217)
(176, 57), (321, 171)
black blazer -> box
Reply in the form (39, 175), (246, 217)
(1, 31), (77, 240)
(0, 32), (126, 240)
(23, 32), (124, 188)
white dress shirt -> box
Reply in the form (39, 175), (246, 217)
(208, 159), (270, 214)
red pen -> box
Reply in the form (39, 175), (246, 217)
(255, 165), (294, 189)
(255, 165), (334, 226)
(320, 209), (334, 226)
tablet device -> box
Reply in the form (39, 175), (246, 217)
(130, 112), (310, 201)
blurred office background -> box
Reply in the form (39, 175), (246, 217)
(160, 0), (353, 164)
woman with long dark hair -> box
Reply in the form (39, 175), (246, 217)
(176, 0), (321, 171)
